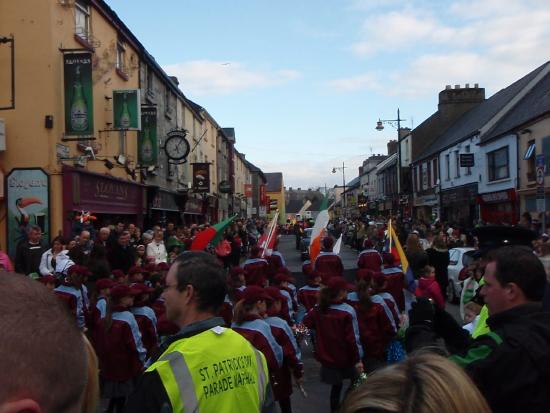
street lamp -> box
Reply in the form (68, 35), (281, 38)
(332, 162), (347, 215)
(375, 109), (406, 214)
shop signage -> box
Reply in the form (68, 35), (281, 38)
(6, 168), (50, 257)
(113, 89), (141, 130)
(413, 194), (439, 207)
(244, 184), (252, 198)
(192, 163), (210, 193)
(259, 184), (266, 205)
(63, 52), (93, 136)
(56, 143), (70, 160)
(460, 153), (475, 167)
(139, 106), (158, 166)
(479, 190), (514, 204)
(184, 197), (203, 214)
(151, 190), (179, 212)
(219, 180), (232, 194)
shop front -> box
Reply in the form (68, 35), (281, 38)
(206, 195), (217, 223)
(147, 187), (184, 227)
(440, 183), (478, 228)
(478, 189), (518, 225)
(413, 193), (439, 223)
(62, 166), (146, 238)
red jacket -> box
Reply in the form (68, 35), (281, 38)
(265, 315), (304, 400)
(303, 302), (363, 369)
(352, 302), (394, 359)
(243, 259), (269, 287)
(314, 253), (344, 278)
(298, 284), (320, 311)
(415, 277), (445, 309)
(96, 307), (146, 382)
(151, 298), (179, 336)
(382, 267), (406, 311)
(232, 314), (283, 373)
(267, 254), (284, 280)
(218, 296), (233, 327)
(357, 249), (383, 271)
(131, 304), (159, 360)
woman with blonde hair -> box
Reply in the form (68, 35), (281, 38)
(341, 352), (490, 413)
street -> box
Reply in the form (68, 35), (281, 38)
(277, 234), (460, 413)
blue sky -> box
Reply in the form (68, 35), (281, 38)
(109, 0), (549, 188)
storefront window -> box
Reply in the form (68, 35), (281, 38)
(487, 146), (509, 181)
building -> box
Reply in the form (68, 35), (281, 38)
(233, 150), (251, 218)
(245, 160), (267, 217)
(265, 172), (286, 224)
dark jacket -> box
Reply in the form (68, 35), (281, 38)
(450, 304), (550, 413)
(14, 241), (46, 275)
(108, 243), (136, 274)
(406, 250), (429, 279)
(426, 248), (450, 292)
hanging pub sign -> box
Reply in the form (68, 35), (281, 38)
(64, 52), (94, 136)
(6, 168), (50, 258)
(113, 89), (141, 130)
(259, 184), (267, 205)
(138, 106), (158, 166)
(192, 163), (210, 193)
(219, 180), (232, 194)
(244, 184), (252, 198)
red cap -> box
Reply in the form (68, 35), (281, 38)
(264, 286), (286, 302)
(128, 266), (145, 276)
(144, 263), (157, 273)
(112, 269), (126, 279)
(326, 277), (354, 292)
(302, 261), (312, 275)
(131, 283), (155, 294)
(356, 268), (374, 282)
(363, 239), (374, 249)
(156, 262), (170, 271)
(242, 286), (272, 304)
(274, 273), (293, 284)
(38, 275), (56, 285)
(96, 278), (115, 290)
(68, 265), (87, 276)
(110, 284), (141, 299)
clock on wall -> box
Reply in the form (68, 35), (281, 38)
(164, 129), (190, 162)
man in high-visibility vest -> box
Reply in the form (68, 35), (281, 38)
(126, 252), (274, 413)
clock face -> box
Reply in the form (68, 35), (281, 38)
(164, 134), (190, 161)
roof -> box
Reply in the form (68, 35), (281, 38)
(265, 172), (283, 193)
(345, 176), (360, 190)
(374, 153), (397, 174)
(417, 62), (549, 162)
(285, 199), (304, 214)
(244, 160), (266, 182)
(482, 62), (550, 142)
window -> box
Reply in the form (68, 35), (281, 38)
(427, 161), (431, 187)
(526, 140), (536, 181)
(412, 166), (417, 192)
(487, 146), (509, 181)
(465, 145), (472, 175)
(146, 66), (154, 93)
(432, 158), (438, 186)
(75, 0), (90, 41)
(455, 151), (460, 178)
(115, 39), (128, 80)
(445, 154), (450, 180)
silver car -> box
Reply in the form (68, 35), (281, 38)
(447, 247), (475, 303)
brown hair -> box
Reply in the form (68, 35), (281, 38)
(0, 273), (88, 412)
(232, 299), (255, 325)
(422, 265), (435, 277)
(356, 279), (373, 311)
(406, 234), (424, 255)
(341, 352), (491, 413)
(432, 235), (447, 250)
(319, 285), (340, 313)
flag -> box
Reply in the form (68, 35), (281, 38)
(260, 211), (279, 257)
(386, 219), (416, 293)
(332, 234), (343, 255)
(190, 215), (237, 251)
(309, 197), (330, 263)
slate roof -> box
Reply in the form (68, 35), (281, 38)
(482, 62), (550, 143)
(345, 177), (360, 191)
(416, 62), (549, 163)
(244, 160), (266, 182)
(265, 172), (283, 193)
(285, 199), (304, 214)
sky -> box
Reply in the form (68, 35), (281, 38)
(108, 0), (550, 189)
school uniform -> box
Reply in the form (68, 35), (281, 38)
(357, 249), (383, 271)
(298, 284), (321, 312)
(243, 258), (269, 287)
(314, 252), (344, 279)
(130, 303), (159, 361)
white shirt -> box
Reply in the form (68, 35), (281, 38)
(146, 240), (167, 264)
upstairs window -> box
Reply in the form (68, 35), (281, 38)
(445, 154), (450, 180)
(75, 0), (90, 42)
(116, 39), (128, 79)
(487, 146), (509, 181)
(465, 145), (472, 175)
(455, 150), (460, 178)
(525, 140), (536, 182)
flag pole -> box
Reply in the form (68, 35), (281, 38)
(388, 219), (393, 252)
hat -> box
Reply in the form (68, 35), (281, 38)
(54, 252), (75, 276)
(363, 239), (374, 249)
(356, 268), (374, 282)
(264, 286), (286, 302)
(242, 286), (272, 304)
(110, 284), (141, 299)
(274, 273), (293, 284)
(156, 262), (170, 271)
(128, 266), (145, 276)
(144, 263), (157, 273)
(131, 283), (155, 294)
(38, 275), (56, 285)
(308, 270), (321, 281)
(67, 264), (87, 276)
(326, 277), (354, 292)
(96, 278), (115, 290)
(302, 261), (312, 275)
(112, 269), (126, 279)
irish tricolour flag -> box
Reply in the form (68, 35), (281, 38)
(309, 197), (329, 263)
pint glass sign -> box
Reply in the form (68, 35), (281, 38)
(6, 168), (50, 258)
(113, 89), (141, 130)
(63, 52), (94, 136)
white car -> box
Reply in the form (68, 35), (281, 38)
(447, 247), (475, 303)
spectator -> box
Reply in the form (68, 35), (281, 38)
(0, 242), (14, 272)
(415, 265), (445, 310)
(39, 236), (67, 276)
(0, 272), (90, 412)
(69, 230), (93, 266)
(426, 235), (450, 297)
(14, 224), (46, 276)
(146, 229), (167, 264)
(96, 227), (111, 249)
(108, 231), (136, 274)
(405, 233), (429, 279)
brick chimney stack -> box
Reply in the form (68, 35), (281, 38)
(438, 83), (485, 119)
(387, 140), (398, 155)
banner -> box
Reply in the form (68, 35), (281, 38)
(259, 184), (266, 205)
(113, 89), (141, 130)
(138, 106), (158, 166)
(6, 168), (50, 258)
(244, 184), (252, 198)
(64, 52), (94, 136)
(193, 163), (210, 193)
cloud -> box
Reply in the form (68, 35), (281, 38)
(327, 73), (381, 92)
(163, 60), (301, 96)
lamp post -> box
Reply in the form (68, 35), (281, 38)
(376, 108), (405, 216)
(332, 162), (346, 216)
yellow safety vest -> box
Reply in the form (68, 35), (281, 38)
(147, 326), (269, 413)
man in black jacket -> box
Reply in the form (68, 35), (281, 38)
(409, 245), (550, 413)
(107, 231), (135, 274)
(14, 225), (46, 276)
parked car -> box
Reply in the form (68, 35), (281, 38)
(300, 228), (313, 261)
(447, 247), (475, 303)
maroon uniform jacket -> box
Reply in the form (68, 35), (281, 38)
(382, 267), (406, 311)
(243, 258), (269, 287)
(232, 314), (283, 373)
(357, 249), (383, 271)
(352, 302), (394, 359)
(314, 252), (344, 279)
(265, 315), (304, 400)
(298, 284), (321, 312)
(130, 304), (159, 360)
(303, 302), (363, 369)
(96, 306), (146, 382)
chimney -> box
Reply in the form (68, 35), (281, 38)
(438, 83), (485, 117)
(359, 166), (364, 175)
(387, 140), (398, 155)
(169, 76), (179, 86)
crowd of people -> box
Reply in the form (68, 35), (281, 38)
(1, 214), (550, 413)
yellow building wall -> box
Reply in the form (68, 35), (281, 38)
(0, 0), (140, 250)
(267, 189), (287, 224)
